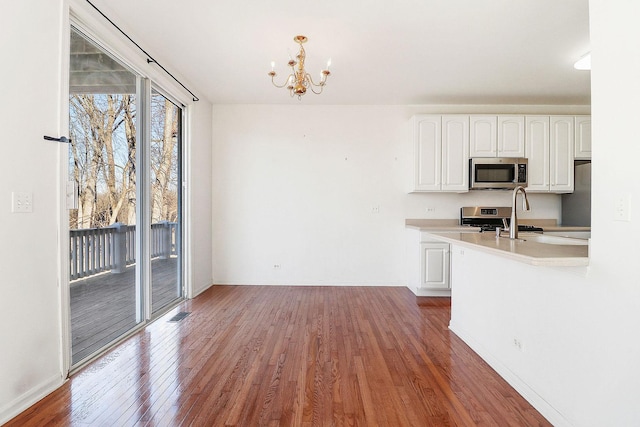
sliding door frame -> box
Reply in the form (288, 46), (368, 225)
(150, 85), (186, 316)
(62, 11), (190, 374)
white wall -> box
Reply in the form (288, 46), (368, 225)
(211, 105), (586, 286)
(447, 2), (640, 426)
(188, 101), (214, 296)
(0, 1), (67, 420)
(212, 105), (409, 285)
(0, 0), (213, 423)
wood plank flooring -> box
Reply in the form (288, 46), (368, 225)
(8, 286), (551, 426)
(71, 257), (181, 363)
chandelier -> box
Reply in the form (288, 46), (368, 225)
(268, 35), (331, 99)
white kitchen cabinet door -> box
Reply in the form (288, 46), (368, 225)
(469, 115), (497, 157)
(441, 115), (469, 192)
(575, 115), (592, 159)
(550, 116), (575, 193)
(420, 242), (450, 289)
(498, 116), (525, 157)
(412, 115), (442, 191)
(525, 116), (550, 192)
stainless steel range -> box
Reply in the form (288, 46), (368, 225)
(460, 206), (543, 233)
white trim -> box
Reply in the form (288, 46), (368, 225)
(180, 104), (191, 299)
(210, 281), (407, 287)
(448, 321), (572, 427)
(0, 374), (65, 426)
(189, 281), (213, 299)
(138, 76), (152, 321)
(58, 0), (73, 378)
(69, 13), (146, 80)
(183, 105), (194, 299)
(69, 0), (194, 107)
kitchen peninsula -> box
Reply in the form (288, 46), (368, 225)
(420, 230), (589, 266)
(405, 218), (590, 297)
(406, 218), (592, 425)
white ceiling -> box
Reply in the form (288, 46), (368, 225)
(91, 0), (591, 105)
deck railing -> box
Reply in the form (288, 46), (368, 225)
(70, 221), (176, 280)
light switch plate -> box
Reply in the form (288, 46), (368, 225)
(11, 192), (33, 213)
(614, 194), (631, 221)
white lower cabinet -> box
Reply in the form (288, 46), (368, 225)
(420, 242), (450, 289)
(406, 229), (452, 297)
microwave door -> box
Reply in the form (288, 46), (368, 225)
(475, 166), (515, 182)
(474, 164), (516, 188)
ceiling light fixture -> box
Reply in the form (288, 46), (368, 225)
(268, 35), (331, 99)
(574, 52), (591, 70)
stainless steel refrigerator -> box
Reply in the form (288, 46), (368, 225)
(561, 161), (591, 226)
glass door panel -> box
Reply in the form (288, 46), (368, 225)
(68, 28), (141, 365)
(150, 90), (182, 314)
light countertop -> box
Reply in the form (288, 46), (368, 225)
(405, 219), (479, 232)
(405, 219), (591, 233)
(420, 231), (589, 267)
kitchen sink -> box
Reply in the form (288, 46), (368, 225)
(520, 234), (589, 245)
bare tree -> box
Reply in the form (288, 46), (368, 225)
(69, 91), (179, 230)
(69, 94), (136, 229)
(151, 95), (179, 223)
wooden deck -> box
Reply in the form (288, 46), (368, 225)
(70, 257), (181, 364)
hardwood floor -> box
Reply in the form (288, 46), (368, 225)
(8, 286), (551, 426)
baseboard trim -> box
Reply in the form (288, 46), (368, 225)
(0, 373), (65, 425)
(190, 281), (214, 298)
(448, 321), (572, 427)
(210, 281), (407, 287)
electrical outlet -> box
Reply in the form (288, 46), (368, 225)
(614, 194), (631, 221)
(273, 264), (282, 269)
(372, 206), (380, 214)
(11, 192), (33, 213)
(426, 207), (436, 213)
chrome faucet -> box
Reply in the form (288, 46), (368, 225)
(509, 185), (530, 239)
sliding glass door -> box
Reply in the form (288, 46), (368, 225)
(150, 90), (182, 315)
(68, 28), (183, 366)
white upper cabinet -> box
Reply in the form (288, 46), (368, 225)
(550, 116), (575, 193)
(470, 115), (524, 157)
(526, 116), (574, 193)
(441, 115), (470, 192)
(469, 116), (497, 157)
(411, 115), (468, 192)
(574, 115), (592, 159)
(412, 115), (442, 191)
(412, 113), (583, 194)
(497, 116), (526, 157)
(525, 116), (551, 191)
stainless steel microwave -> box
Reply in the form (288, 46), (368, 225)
(469, 157), (528, 190)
